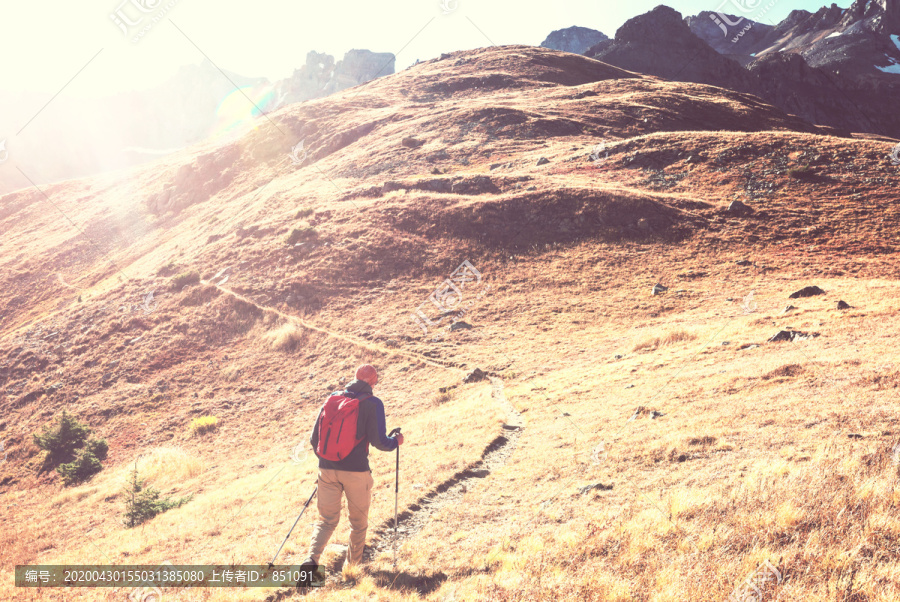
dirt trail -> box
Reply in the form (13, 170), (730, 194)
(206, 281), (460, 372)
(363, 376), (523, 562)
(206, 283), (525, 596)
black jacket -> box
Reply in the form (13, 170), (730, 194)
(310, 379), (398, 472)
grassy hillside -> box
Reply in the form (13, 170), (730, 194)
(2, 45), (900, 601)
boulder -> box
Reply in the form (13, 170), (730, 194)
(463, 368), (487, 383)
(768, 330), (819, 342)
(536, 157), (550, 166)
(789, 285), (825, 298)
(401, 136), (425, 148)
(837, 300), (851, 310)
(651, 283), (668, 295)
(727, 200), (753, 215)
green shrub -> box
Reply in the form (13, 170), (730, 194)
(171, 270), (200, 290)
(33, 412), (108, 486)
(57, 445), (105, 486)
(285, 226), (318, 245)
(33, 411), (91, 465)
(122, 467), (193, 528)
(85, 438), (108, 461)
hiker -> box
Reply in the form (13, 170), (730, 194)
(302, 364), (404, 569)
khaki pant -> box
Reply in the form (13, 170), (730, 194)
(305, 469), (374, 566)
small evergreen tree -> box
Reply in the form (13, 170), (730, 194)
(33, 411), (108, 485)
(33, 410), (91, 464)
(56, 438), (108, 486)
(122, 465), (193, 528)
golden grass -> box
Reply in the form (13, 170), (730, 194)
(189, 415), (219, 436)
(7, 244), (900, 601)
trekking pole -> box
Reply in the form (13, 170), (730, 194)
(388, 427), (401, 566)
(268, 485), (317, 569)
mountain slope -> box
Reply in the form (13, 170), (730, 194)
(2, 45), (900, 601)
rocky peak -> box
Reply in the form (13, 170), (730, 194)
(840, 0), (900, 33)
(588, 5), (758, 94)
(271, 49), (394, 107)
(540, 26), (608, 55)
(615, 5), (703, 48)
(685, 11), (773, 55)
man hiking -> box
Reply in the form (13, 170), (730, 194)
(302, 364), (404, 570)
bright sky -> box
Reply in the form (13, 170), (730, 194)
(0, 0), (848, 99)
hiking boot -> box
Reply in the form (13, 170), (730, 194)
(297, 561), (325, 588)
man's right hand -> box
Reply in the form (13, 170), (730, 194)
(395, 433), (404, 446)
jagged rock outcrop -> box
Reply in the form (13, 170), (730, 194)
(839, 0), (900, 34)
(685, 11), (773, 56)
(271, 49), (395, 107)
(540, 26), (608, 55)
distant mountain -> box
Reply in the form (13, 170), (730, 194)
(269, 49), (395, 108)
(540, 26), (608, 55)
(0, 49), (394, 196)
(586, 6), (759, 95)
(687, 0), (900, 81)
(684, 11), (773, 59)
(582, 3), (900, 138)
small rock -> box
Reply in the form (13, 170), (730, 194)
(536, 157), (550, 166)
(463, 368), (486, 383)
(401, 136), (425, 148)
(727, 200), (752, 215)
(768, 330), (819, 343)
(736, 259), (752, 266)
(449, 321), (472, 331)
(847, 433), (863, 439)
(578, 482), (613, 495)
(614, 354), (623, 359)
(650, 410), (665, 419)
(789, 285), (825, 299)
(651, 283), (668, 295)
(837, 300), (851, 310)
(624, 384), (635, 389)
(721, 341), (730, 345)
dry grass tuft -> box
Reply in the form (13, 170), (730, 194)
(264, 321), (307, 352)
(633, 329), (697, 352)
(762, 363), (804, 380)
(137, 447), (203, 486)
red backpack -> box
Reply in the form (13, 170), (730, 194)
(315, 392), (371, 461)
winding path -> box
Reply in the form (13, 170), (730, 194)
(202, 281), (525, 598)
